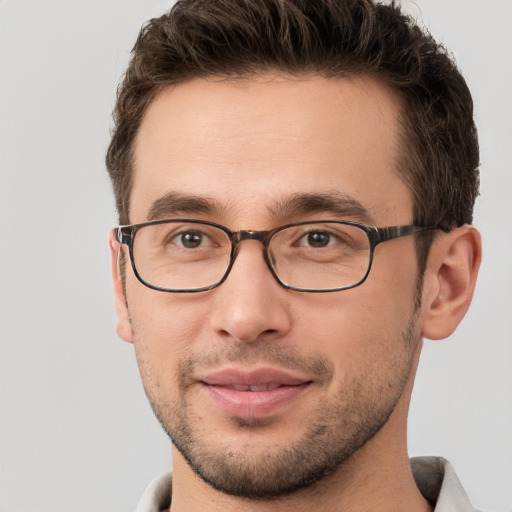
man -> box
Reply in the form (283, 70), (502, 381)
(106, 1), (481, 510)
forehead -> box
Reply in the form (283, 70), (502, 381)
(131, 74), (412, 226)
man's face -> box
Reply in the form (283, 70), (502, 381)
(117, 75), (424, 497)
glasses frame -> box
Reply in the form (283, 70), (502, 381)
(116, 219), (440, 293)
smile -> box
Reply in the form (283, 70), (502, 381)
(198, 367), (313, 419)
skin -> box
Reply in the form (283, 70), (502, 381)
(110, 75), (481, 512)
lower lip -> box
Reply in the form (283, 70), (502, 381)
(201, 383), (311, 419)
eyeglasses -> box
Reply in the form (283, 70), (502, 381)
(115, 219), (439, 293)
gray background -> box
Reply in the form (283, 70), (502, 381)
(0, 1), (510, 511)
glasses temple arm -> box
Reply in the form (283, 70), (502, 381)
(374, 225), (443, 243)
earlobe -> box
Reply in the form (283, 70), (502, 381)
(108, 230), (134, 344)
(421, 225), (481, 340)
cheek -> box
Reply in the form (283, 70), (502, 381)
(293, 266), (419, 374)
(127, 286), (211, 386)
(300, 299), (419, 412)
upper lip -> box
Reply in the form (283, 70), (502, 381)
(198, 367), (312, 391)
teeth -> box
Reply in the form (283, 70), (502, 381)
(248, 385), (268, 391)
(232, 385), (250, 391)
(250, 384), (280, 391)
(225, 383), (283, 391)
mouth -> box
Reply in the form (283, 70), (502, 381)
(197, 367), (313, 419)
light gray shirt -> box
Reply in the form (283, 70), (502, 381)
(135, 456), (479, 512)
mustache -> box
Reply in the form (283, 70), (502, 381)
(178, 342), (334, 387)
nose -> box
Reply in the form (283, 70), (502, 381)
(209, 241), (293, 343)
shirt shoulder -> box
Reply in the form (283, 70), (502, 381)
(134, 472), (172, 512)
(411, 456), (481, 512)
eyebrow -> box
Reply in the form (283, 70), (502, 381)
(146, 190), (373, 224)
(147, 192), (226, 220)
(268, 192), (374, 224)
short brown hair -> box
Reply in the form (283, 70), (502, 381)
(106, 0), (479, 269)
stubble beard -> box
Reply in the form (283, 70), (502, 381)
(137, 309), (421, 500)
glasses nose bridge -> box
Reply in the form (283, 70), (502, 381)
(230, 229), (273, 264)
(233, 229), (269, 245)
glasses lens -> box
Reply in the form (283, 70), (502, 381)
(132, 221), (231, 291)
(269, 222), (371, 291)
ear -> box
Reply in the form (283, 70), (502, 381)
(421, 225), (481, 340)
(108, 229), (134, 344)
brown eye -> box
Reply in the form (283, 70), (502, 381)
(173, 230), (206, 248)
(306, 231), (331, 248)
